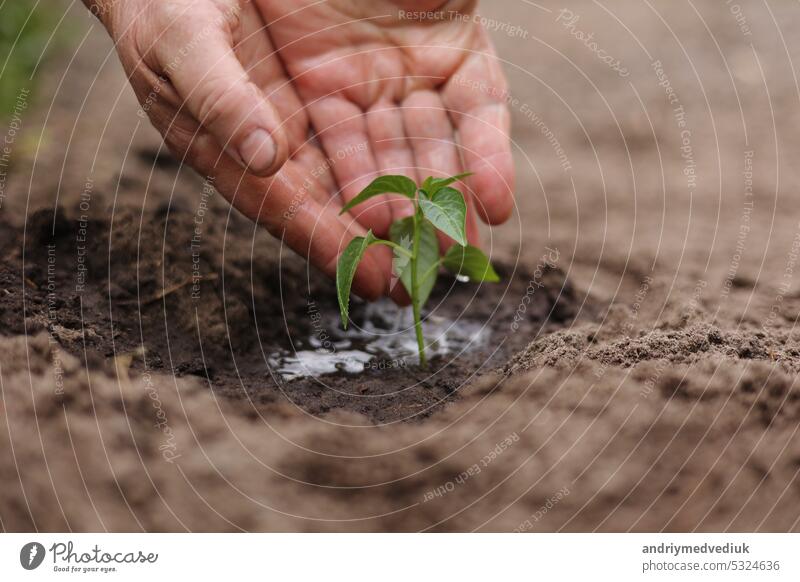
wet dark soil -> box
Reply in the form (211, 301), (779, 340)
(4, 200), (584, 425)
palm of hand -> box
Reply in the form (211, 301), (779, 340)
(253, 0), (514, 238)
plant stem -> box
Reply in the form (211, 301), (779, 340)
(410, 210), (427, 368)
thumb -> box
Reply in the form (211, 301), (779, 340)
(152, 3), (288, 176)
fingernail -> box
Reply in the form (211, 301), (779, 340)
(237, 128), (276, 174)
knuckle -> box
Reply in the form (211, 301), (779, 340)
(209, 0), (243, 34)
(149, 1), (235, 64)
(153, 0), (241, 37)
(151, 1), (201, 31)
(194, 79), (242, 130)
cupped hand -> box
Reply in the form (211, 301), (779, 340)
(258, 0), (515, 243)
(87, 0), (514, 300)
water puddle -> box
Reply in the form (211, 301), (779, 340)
(268, 299), (490, 381)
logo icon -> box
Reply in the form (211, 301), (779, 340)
(20, 542), (45, 570)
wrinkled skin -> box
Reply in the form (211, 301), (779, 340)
(87, 0), (514, 301)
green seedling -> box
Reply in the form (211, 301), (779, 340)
(336, 174), (500, 367)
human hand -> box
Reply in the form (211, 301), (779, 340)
(86, 0), (514, 300)
(258, 0), (515, 245)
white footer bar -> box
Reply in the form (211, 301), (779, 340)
(1, 533), (797, 581)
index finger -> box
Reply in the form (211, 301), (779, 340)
(188, 132), (393, 301)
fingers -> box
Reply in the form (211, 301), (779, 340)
(230, 3), (341, 205)
(149, 1), (288, 176)
(366, 101), (417, 222)
(442, 36), (515, 225)
(137, 88), (393, 301)
(453, 103), (514, 225)
(402, 90), (481, 250)
(187, 131), (393, 301)
(233, 0), (310, 156)
(306, 97), (393, 237)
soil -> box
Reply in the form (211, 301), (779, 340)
(6, 200), (582, 425)
(1, 0), (799, 532)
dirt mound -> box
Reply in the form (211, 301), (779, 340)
(3, 326), (798, 531)
(2, 200), (798, 532)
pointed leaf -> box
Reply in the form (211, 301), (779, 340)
(336, 231), (380, 328)
(443, 245), (500, 282)
(419, 186), (468, 246)
(390, 217), (439, 307)
(339, 175), (417, 215)
(421, 172), (472, 197)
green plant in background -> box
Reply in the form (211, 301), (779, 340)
(336, 174), (500, 367)
(0, 0), (64, 119)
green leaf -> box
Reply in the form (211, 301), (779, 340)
(390, 217), (439, 307)
(336, 231), (380, 328)
(419, 187), (468, 246)
(339, 175), (418, 215)
(443, 245), (500, 283)
(421, 172), (472, 197)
